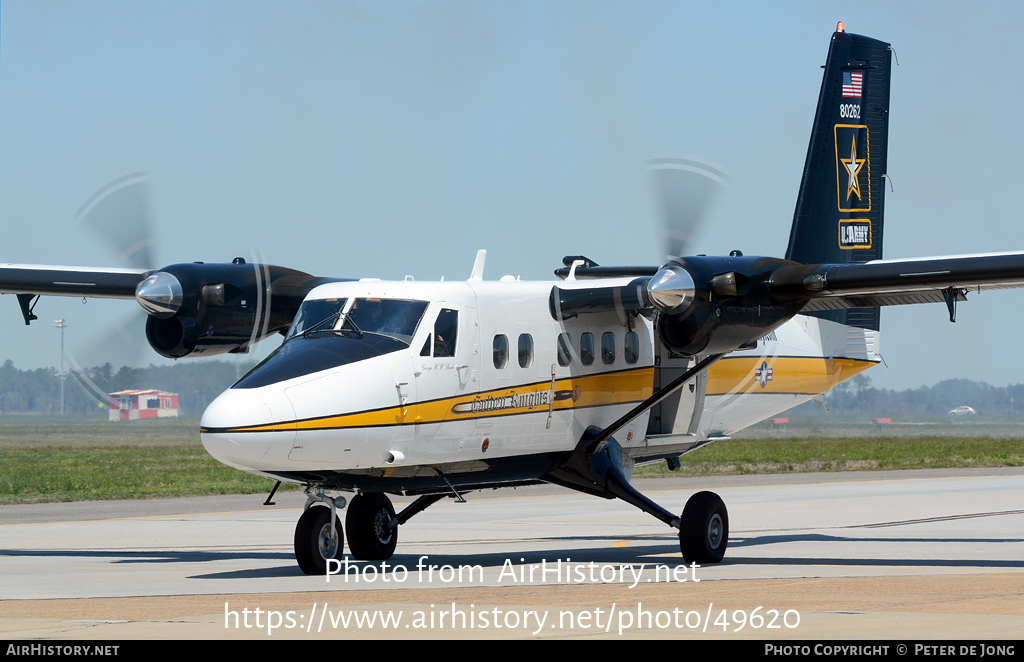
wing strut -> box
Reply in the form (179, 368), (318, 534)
(584, 353), (725, 453)
(542, 353), (725, 530)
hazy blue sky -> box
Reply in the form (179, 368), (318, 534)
(3, 1), (1023, 392)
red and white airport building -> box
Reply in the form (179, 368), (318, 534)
(108, 390), (179, 421)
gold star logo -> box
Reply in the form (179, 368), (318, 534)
(840, 135), (864, 201)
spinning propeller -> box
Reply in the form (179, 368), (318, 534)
(67, 174), (320, 385)
(648, 155), (727, 261)
(76, 172), (157, 272)
(69, 173), (159, 372)
(553, 153), (806, 357)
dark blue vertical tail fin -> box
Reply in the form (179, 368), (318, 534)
(786, 27), (892, 331)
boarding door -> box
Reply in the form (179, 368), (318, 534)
(412, 292), (480, 458)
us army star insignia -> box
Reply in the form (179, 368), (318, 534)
(840, 135), (864, 201)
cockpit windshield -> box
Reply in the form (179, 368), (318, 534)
(285, 297), (428, 345)
(345, 298), (428, 344)
(286, 298), (347, 339)
(234, 297), (430, 390)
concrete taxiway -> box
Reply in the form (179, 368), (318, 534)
(1, 468), (1022, 639)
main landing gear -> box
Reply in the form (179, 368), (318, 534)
(544, 425), (731, 564)
(679, 490), (728, 563)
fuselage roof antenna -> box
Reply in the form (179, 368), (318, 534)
(468, 249), (486, 282)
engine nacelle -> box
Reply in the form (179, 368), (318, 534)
(136, 261), (327, 359)
(650, 255), (806, 356)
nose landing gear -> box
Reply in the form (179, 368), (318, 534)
(293, 489), (405, 575)
(294, 505), (344, 575)
(346, 493), (398, 560)
(294, 487), (347, 575)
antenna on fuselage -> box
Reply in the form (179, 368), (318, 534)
(468, 249), (486, 282)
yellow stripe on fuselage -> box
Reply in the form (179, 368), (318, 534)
(219, 366), (656, 433)
(706, 356), (876, 396)
(206, 356), (877, 434)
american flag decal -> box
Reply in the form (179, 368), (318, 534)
(842, 71), (863, 98)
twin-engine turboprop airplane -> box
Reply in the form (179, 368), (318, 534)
(5, 26), (1024, 574)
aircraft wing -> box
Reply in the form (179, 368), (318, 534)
(1, 263), (151, 325)
(2, 260), (343, 359)
(768, 252), (1024, 313)
(0, 264), (150, 299)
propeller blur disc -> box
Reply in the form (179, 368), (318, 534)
(648, 155), (727, 261)
(75, 172), (156, 271)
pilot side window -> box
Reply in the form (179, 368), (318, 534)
(518, 333), (534, 368)
(624, 331), (639, 364)
(431, 308), (458, 357)
(557, 333), (572, 367)
(580, 332), (595, 366)
(493, 335), (508, 369)
(601, 332), (616, 365)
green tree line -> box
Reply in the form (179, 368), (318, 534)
(803, 374), (1024, 418)
(0, 359), (253, 416)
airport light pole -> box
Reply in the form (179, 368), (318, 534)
(52, 319), (68, 416)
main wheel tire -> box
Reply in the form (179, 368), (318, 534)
(294, 506), (344, 575)
(346, 493), (398, 560)
(679, 490), (729, 564)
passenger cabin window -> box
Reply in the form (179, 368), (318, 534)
(493, 335), (509, 369)
(601, 332), (616, 365)
(624, 331), (639, 364)
(518, 334), (534, 368)
(557, 333), (572, 367)
(580, 333), (595, 366)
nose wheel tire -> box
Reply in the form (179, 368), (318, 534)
(294, 505), (344, 575)
(679, 490), (728, 564)
(346, 493), (398, 560)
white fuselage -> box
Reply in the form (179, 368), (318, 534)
(200, 278), (879, 491)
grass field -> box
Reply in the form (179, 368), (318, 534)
(0, 415), (1022, 504)
(0, 415), (296, 504)
(633, 435), (1024, 477)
